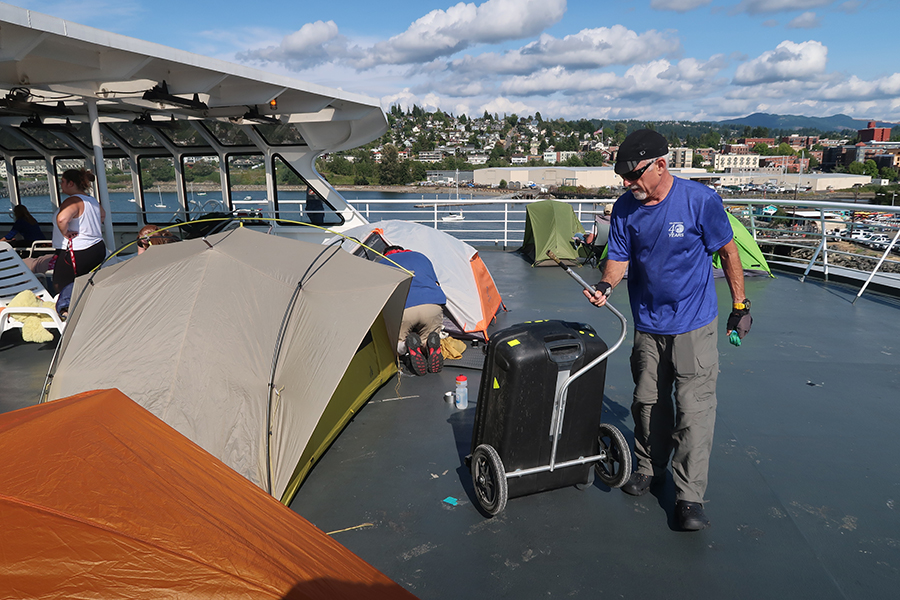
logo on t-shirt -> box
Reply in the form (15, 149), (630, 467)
(668, 222), (685, 238)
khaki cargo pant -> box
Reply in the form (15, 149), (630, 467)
(396, 303), (444, 354)
(630, 319), (718, 504)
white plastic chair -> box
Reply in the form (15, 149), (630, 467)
(26, 239), (55, 259)
(0, 241), (65, 337)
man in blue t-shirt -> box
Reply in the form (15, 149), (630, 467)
(585, 129), (752, 531)
(380, 245), (447, 376)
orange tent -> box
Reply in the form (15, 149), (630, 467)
(0, 389), (416, 599)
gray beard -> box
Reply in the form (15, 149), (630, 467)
(630, 188), (648, 201)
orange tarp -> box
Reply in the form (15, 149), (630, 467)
(0, 389), (416, 599)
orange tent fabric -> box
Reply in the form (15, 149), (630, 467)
(0, 389), (416, 599)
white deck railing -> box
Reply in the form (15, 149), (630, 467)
(351, 196), (900, 299)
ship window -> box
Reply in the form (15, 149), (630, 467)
(272, 154), (342, 225)
(17, 128), (71, 150)
(138, 156), (178, 225)
(10, 158), (55, 223)
(107, 123), (165, 148)
(167, 121), (207, 147)
(225, 153), (268, 220)
(67, 123), (118, 149)
(182, 155), (224, 218)
(202, 121), (252, 147)
(0, 130), (32, 150)
(254, 123), (306, 146)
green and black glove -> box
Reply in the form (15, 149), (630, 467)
(727, 299), (752, 346)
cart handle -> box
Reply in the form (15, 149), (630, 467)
(545, 250), (628, 471)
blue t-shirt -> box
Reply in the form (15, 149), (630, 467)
(4, 218), (46, 242)
(607, 177), (733, 335)
(379, 250), (447, 308)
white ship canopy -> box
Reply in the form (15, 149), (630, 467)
(0, 3), (387, 154)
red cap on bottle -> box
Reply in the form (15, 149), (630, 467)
(456, 375), (467, 382)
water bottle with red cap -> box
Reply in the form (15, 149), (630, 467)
(454, 375), (468, 409)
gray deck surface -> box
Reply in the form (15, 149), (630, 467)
(3, 247), (899, 599)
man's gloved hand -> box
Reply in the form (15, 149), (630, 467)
(594, 281), (612, 298)
(727, 299), (752, 346)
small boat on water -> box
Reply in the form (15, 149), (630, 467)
(441, 212), (464, 221)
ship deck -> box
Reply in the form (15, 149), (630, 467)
(3, 247), (899, 599)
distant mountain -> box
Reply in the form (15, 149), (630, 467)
(716, 112), (897, 132)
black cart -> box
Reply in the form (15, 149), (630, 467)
(469, 302), (630, 516)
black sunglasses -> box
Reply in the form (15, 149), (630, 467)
(621, 161), (654, 182)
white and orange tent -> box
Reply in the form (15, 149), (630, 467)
(0, 389), (416, 599)
(332, 220), (504, 340)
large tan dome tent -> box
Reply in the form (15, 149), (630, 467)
(45, 227), (411, 503)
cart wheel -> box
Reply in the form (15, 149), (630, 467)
(594, 423), (631, 488)
(471, 444), (508, 516)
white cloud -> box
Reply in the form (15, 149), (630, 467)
(354, 0), (567, 68)
(650, 0), (713, 12)
(733, 40), (827, 85)
(478, 97), (532, 116)
(787, 11), (821, 28)
(732, 0), (834, 15)
(658, 55), (728, 81)
(497, 56), (725, 102)
(817, 73), (900, 101)
(837, 1), (862, 13)
(238, 21), (353, 69)
(447, 26), (678, 75)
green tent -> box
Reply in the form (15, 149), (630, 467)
(599, 212), (773, 277)
(713, 213), (773, 276)
(519, 200), (588, 266)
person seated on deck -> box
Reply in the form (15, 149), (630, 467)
(379, 245), (447, 376)
(3, 205), (47, 248)
(136, 224), (177, 255)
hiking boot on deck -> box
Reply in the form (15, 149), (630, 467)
(621, 472), (652, 496)
(426, 331), (443, 373)
(676, 500), (711, 531)
(406, 332), (428, 376)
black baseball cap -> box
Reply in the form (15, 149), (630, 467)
(615, 129), (669, 175)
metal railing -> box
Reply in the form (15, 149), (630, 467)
(350, 196), (900, 299)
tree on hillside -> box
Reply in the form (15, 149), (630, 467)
(700, 132), (720, 148)
(328, 156), (353, 176)
(582, 151), (605, 166)
(378, 145), (410, 185)
(753, 142), (770, 156)
(864, 159), (879, 179)
(847, 162), (865, 175)
(773, 143), (796, 156)
(410, 161), (428, 182)
(880, 166), (898, 181)
(614, 123), (628, 145)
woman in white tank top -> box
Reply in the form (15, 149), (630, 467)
(53, 167), (107, 315)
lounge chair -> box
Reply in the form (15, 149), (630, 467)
(0, 241), (65, 338)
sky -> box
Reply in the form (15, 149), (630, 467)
(8, 0), (900, 123)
